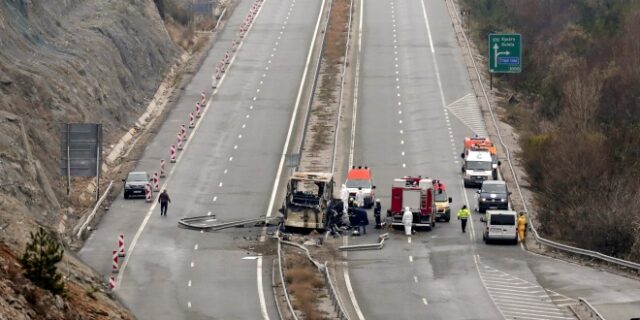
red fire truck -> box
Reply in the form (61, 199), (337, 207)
(387, 176), (436, 231)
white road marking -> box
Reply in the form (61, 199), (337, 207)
(257, 256), (270, 320)
(401, 151), (405, 156)
(414, 276), (418, 283)
(408, 236), (411, 243)
(422, 298), (428, 305)
(218, 182), (223, 187)
(224, 169), (228, 174)
(250, 105), (254, 110)
(190, 261), (195, 268)
(229, 156), (233, 161)
(194, 244), (199, 250)
(419, 0), (447, 107)
(402, 163), (406, 168)
(242, 124), (246, 128)
(238, 134), (243, 139)
(188, 280), (192, 287)
(253, 96), (257, 101)
(343, 238), (366, 320)
(246, 114), (250, 119)
(409, 255), (413, 262)
(188, 301), (192, 308)
(400, 140), (404, 145)
(213, 196), (217, 202)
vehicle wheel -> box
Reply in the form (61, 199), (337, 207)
(463, 181), (469, 188)
(482, 233), (486, 241)
(445, 217), (450, 222)
(426, 225), (432, 231)
(512, 237), (519, 245)
(124, 193), (129, 199)
(432, 220), (436, 228)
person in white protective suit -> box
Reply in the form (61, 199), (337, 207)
(402, 206), (413, 236)
(355, 188), (365, 208)
(340, 184), (349, 215)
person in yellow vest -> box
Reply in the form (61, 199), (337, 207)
(518, 212), (527, 242)
(457, 205), (471, 233)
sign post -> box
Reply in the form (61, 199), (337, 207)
(488, 33), (522, 89)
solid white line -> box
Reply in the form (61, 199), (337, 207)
(265, 0), (327, 218)
(408, 236), (411, 244)
(188, 301), (192, 308)
(419, 0), (446, 108)
(257, 256), (270, 320)
(194, 244), (199, 250)
(190, 261), (194, 268)
(188, 280), (192, 287)
(213, 196), (217, 202)
(343, 238), (366, 320)
(422, 298), (428, 305)
(409, 255), (413, 262)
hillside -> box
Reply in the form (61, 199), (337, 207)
(0, 0), (184, 317)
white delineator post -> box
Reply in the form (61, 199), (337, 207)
(109, 276), (116, 290)
(170, 145), (177, 163)
(112, 250), (119, 273)
(200, 91), (207, 106)
(118, 234), (125, 257)
(195, 102), (202, 118)
(177, 133), (183, 151)
(180, 124), (187, 141)
(189, 112), (195, 128)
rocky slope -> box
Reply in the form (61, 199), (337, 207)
(0, 0), (182, 317)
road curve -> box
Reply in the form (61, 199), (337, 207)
(79, 0), (323, 318)
(344, 0), (640, 319)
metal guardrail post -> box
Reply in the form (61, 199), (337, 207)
(75, 180), (114, 239)
(446, 0), (640, 272)
(278, 239), (298, 320)
(577, 297), (606, 320)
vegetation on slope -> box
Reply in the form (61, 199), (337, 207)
(462, 0), (640, 260)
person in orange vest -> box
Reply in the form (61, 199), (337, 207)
(518, 212), (527, 242)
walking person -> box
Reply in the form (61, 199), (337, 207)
(340, 184), (349, 216)
(518, 212), (527, 242)
(158, 189), (171, 216)
(457, 205), (470, 233)
(355, 206), (369, 235)
(402, 207), (413, 236)
(374, 199), (382, 229)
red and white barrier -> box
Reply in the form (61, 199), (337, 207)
(112, 250), (119, 273)
(180, 124), (187, 141)
(195, 102), (202, 118)
(160, 159), (166, 178)
(145, 183), (152, 202)
(109, 276), (116, 290)
(224, 51), (231, 64)
(189, 112), (195, 128)
(170, 145), (177, 163)
(153, 172), (160, 191)
(177, 133), (183, 151)
(200, 91), (206, 106)
(231, 40), (237, 52)
(118, 234), (125, 257)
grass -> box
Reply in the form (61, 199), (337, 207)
(284, 252), (326, 320)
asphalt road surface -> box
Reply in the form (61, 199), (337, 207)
(79, 0), (323, 318)
(345, 0), (640, 319)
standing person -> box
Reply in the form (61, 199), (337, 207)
(158, 189), (171, 216)
(374, 199), (382, 229)
(340, 184), (349, 216)
(518, 212), (527, 242)
(457, 205), (470, 233)
(355, 206), (369, 235)
(402, 207), (413, 236)
(355, 187), (365, 208)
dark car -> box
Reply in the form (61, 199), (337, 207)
(123, 171), (150, 199)
(476, 180), (510, 213)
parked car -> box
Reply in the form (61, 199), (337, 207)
(476, 180), (510, 213)
(481, 210), (518, 244)
(123, 171), (150, 199)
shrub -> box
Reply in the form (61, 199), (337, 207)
(20, 227), (65, 295)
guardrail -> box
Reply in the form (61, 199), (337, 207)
(446, 0), (640, 272)
(277, 238), (298, 320)
(575, 298), (606, 320)
(280, 238), (350, 319)
(178, 216), (275, 231)
(75, 180), (114, 239)
(339, 233), (388, 251)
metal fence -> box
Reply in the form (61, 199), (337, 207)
(446, 0), (640, 273)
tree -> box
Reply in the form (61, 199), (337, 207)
(20, 227), (65, 295)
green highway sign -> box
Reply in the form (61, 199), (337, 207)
(488, 33), (521, 73)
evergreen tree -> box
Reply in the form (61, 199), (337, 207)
(20, 227), (65, 294)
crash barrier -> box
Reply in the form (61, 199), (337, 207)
(145, 183), (152, 202)
(575, 298), (606, 320)
(118, 234), (126, 257)
(200, 91), (206, 106)
(195, 102), (202, 118)
(180, 124), (187, 140)
(178, 216), (276, 231)
(338, 233), (389, 251)
(277, 239), (299, 320)
(445, 0), (640, 273)
(74, 180), (114, 239)
(177, 133), (183, 150)
(153, 172), (159, 191)
(170, 145), (177, 162)
(280, 238), (350, 320)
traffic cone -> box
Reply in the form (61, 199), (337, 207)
(112, 250), (119, 273)
(109, 276), (116, 290)
(160, 159), (166, 178)
(170, 145), (177, 163)
(195, 102), (202, 118)
(177, 133), (183, 151)
(224, 51), (231, 64)
(180, 124), (187, 141)
(118, 234), (125, 257)
(153, 172), (159, 192)
(145, 183), (152, 203)
(200, 91), (207, 106)
(189, 112), (195, 128)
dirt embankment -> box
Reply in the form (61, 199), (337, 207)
(0, 0), (193, 317)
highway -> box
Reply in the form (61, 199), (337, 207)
(344, 0), (640, 319)
(78, 0), (323, 318)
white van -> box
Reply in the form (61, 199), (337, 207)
(481, 210), (518, 244)
(461, 150), (494, 188)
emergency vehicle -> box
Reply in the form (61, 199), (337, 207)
(462, 137), (500, 180)
(386, 176), (436, 231)
(434, 180), (452, 222)
(345, 166), (375, 208)
(281, 172), (334, 230)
